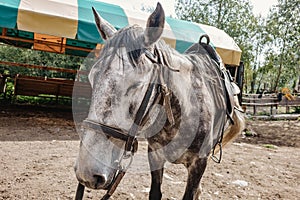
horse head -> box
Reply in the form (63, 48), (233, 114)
(74, 3), (166, 190)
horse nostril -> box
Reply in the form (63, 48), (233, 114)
(93, 174), (107, 188)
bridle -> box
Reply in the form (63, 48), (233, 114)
(75, 49), (178, 200)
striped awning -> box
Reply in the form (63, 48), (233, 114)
(0, 0), (241, 65)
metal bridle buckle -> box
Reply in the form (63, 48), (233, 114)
(119, 151), (134, 171)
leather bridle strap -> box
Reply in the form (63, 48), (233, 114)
(100, 79), (156, 200)
(75, 183), (85, 200)
(100, 171), (126, 200)
(82, 119), (128, 141)
(125, 73), (156, 152)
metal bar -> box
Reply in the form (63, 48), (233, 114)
(1, 28), (7, 36)
(0, 35), (102, 54)
(0, 60), (80, 74)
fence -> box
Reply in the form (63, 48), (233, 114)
(0, 60), (91, 103)
(242, 93), (300, 115)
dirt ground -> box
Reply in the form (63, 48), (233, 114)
(0, 104), (299, 200)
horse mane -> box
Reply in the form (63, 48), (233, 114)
(97, 24), (181, 72)
(97, 25), (145, 71)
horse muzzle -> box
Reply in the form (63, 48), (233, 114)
(75, 169), (113, 190)
(74, 159), (117, 190)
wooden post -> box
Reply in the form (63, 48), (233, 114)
(270, 105), (273, 115)
(2, 28), (7, 36)
(286, 106), (290, 113)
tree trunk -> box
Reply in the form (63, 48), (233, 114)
(273, 27), (288, 91)
(250, 72), (257, 93)
(250, 39), (262, 93)
(216, 0), (223, 27)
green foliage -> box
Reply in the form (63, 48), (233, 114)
(264, 0), (300, 91)
(176, 0), (256, 65)
(0, 44), (84, 79)
(294, 106), (300, 114)
(244, 129), (255, 137)
(176, 0), (300, 94)
(262, 144), (277, 149)
(0, 44), (85, 105)
(14, 95), (72, 106)
(4, 79), (14, 96)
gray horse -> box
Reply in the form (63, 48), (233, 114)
(74, 3), (245, 200)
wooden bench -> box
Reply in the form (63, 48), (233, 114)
(242, 94), (279, 115)
(14, 75), (92, 101)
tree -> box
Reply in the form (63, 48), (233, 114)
(265, 0), (300, 91)
(176, 0), (259, 93)
(176, 0), (300, 94)
(0, 44), (84, 79)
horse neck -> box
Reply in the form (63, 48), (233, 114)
(155, 46), (195, 115)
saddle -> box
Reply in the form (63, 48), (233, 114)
(198, 34), (222, 66)
(184, 34), (242, 162)
(184, 34), (240, 122)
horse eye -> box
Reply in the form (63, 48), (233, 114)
(125, 82), (142, 95)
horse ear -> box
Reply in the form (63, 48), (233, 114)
(144, 3), (165, 47)
(92, 7), (117, 40)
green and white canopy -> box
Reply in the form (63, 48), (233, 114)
(0, 0), (241, 65)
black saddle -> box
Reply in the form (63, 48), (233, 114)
(185, 34), (236, 123)
(198, 34), (221, 66)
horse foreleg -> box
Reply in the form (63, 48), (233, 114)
(148, 147), (165, 200)
(149, 168), (164, 200)
(182, 157), (208, 200)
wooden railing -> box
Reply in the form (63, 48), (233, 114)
(242, 94), (279, 115)
(279, 96), (300, 113)
(242, 93), (300, 115)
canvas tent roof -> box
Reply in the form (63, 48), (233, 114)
(0, 0), (241, 65)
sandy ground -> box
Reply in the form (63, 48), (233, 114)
(0, 104), (299, 200)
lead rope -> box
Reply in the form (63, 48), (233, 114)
(100, 137), (137, 200)
(75, 183), (85, 200)
(75, 173), (126, 200)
